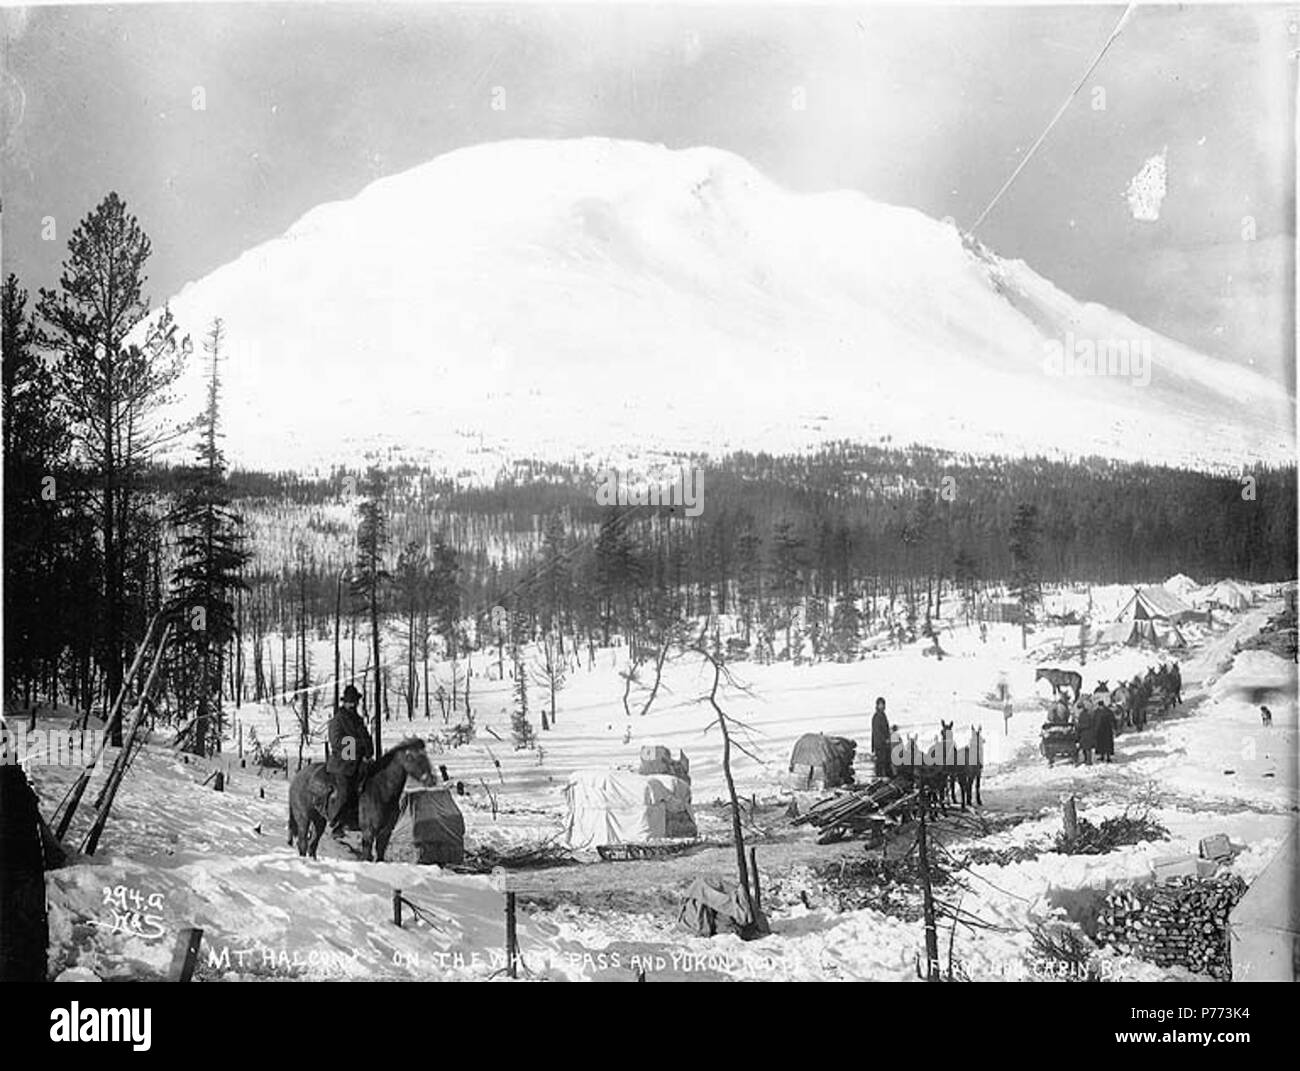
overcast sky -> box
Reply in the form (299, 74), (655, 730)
(2, 2), (1294, 388)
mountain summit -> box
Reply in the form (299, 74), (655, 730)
(158, 137), (1294, 474)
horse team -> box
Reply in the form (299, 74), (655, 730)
(890, 720), (985, 818)
(1038, 662), (1182, 732)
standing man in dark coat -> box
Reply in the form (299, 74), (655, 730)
(1094, 704), (1116, 763)
(326, 684), (373, 835)
(1075, 702), (1097, 766)
(871, 697), (892, 778)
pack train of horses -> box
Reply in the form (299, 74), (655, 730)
(1036, 663), (1182, 766)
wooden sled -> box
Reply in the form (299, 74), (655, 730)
(596, 840), (699, 862)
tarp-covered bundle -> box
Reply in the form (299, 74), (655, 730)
(562, 769), (696, 849)
(638, 745), (691, 782)
(788, 733), (857, 789)
(677, 876), (768, 938)
(1230, 827), (1299, 981)
(405, 787), (466, 865)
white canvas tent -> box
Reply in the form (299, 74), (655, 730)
(1200, 579), (1252, 611)
(1117, 585), (1196, 624)
(1229, 827), (1299, 981)
(1163, 573), (1199, 598)
(562, 769), (696, 849)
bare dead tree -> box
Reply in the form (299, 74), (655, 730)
(692, 642), (767, 937)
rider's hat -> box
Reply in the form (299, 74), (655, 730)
(341, 684), (361, 705)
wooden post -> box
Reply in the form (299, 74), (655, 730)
(392, 889), (403, 927)
(505, 892), (517, 979)
(171, 927), (203, 982)
(213, 771), (225, 792)
(917, 806), (941, 981)
(749, 846), (762, 918)
(1063, 795), (1079, 840)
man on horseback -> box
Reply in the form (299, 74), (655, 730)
(326, 684), (373, 837)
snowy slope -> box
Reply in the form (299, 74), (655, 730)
(154, 138), (1294, 474)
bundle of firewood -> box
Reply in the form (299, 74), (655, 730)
(1054, 812), (1169, 855)
(962, 843), (1043, 866)
(811, 856), (952, 920)
(1095, 873), (1247, 979)
(459, 838), (575, 872)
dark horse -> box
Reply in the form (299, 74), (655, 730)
(951, 726), (984, 810)
(288, 738), (435, 861)
(896, 721), (955, 820)
(1035, 667), (1082, 703)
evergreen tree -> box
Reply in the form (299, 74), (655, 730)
(806, 592), (829, 661)
(540, 511), (570, 646)
(353, 471), (390, 753)
(830, 596), (862, 662)
(394, 541), (430, 719)
(769, 519), (805, 657)
(38, 194), (188, 742)
(3, 274), (74, 703)
(1008, 503), (1042, 649)
(429, 532), (461, 707)
(953, 548), (979, 624)
(593, 506), (642, 644)
(164, 319), (250, 754)
(509, 614), (535, 749)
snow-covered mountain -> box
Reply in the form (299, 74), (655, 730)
(155, 137), (1294, 475)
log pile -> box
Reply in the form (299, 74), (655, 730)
(1095, 873), (1247, 978)
(792, 779), (918, 840)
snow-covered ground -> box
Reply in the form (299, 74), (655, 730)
(25, 587), (1296, 981)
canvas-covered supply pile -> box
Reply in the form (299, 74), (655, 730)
(1094, 872), (1247, 979)
(562, 747), (696, 850)
(787, 733), (857, 789)
(405, 787), (466, 866)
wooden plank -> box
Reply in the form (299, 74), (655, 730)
(170, 927), (204, 982)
